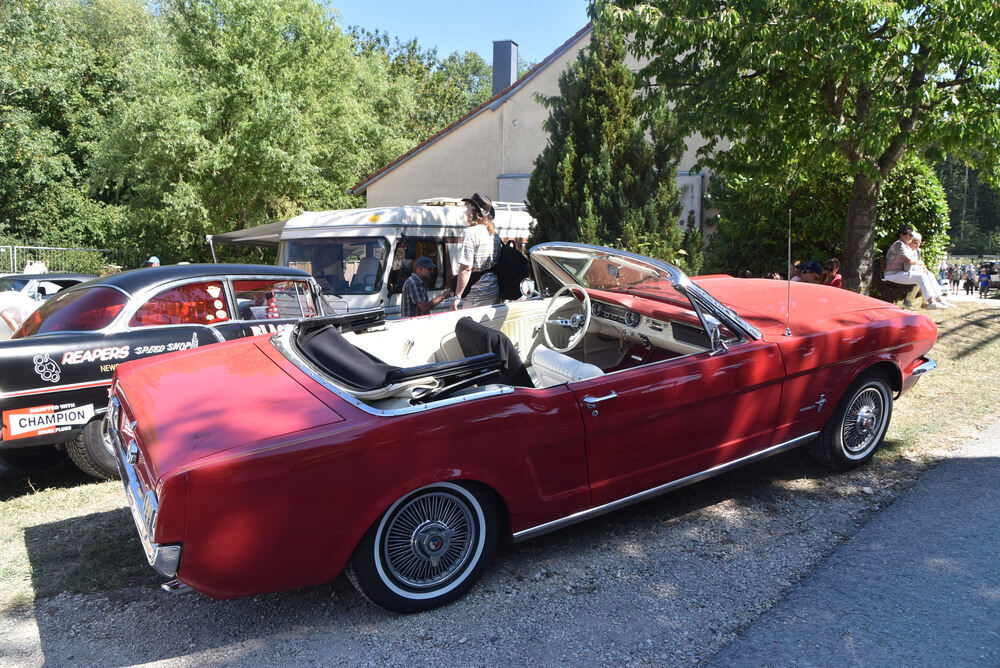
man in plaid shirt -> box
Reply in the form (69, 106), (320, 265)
(401, 256), (452, 317)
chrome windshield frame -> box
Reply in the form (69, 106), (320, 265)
(529, 242), (761, 342)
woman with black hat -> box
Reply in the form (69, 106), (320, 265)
(452, 192), (502, 309)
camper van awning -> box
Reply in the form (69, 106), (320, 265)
(212, 220), (286, 248)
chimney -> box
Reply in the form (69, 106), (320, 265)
(492, 40), (518, 95)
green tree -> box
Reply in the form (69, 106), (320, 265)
(349, 29), (492, 145)
(93, 0), (411, 263)
(934, 155), (1000, 254)
(614, 0), (1000, 291)
(0, 0), (144, 249)
(705, 155), (949, 277)
(526, 14), (694, 272)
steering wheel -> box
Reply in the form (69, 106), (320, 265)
(543, 285), (592, 353)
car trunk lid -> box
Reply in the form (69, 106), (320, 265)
(114, 336), (343, 482)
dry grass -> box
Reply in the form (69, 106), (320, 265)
(1, 301), (998, 613)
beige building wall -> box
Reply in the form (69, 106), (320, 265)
(361, 33), (585, 209)
(358, 26), (714, 228)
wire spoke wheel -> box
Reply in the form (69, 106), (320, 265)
(841, 386), (886, 457)
(382, 491), (475, 589)
(348, 481), (497, 613)
(812, 371), (893, 471)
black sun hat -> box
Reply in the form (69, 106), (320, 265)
(462, 192), (495, 219)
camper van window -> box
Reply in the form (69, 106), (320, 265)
(278, 238), (389, 296)
(388, 239), (447, 295)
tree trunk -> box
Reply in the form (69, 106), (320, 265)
(843, 173), (880, 293)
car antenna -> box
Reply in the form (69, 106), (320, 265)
(785, 208), (792, 337)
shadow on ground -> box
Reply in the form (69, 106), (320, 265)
(18, 445), (921, 667)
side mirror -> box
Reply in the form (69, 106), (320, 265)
(519, 278), (538, 299)
(708, 323), (729, 355)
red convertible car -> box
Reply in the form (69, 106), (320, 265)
(108, 243), (937, 612)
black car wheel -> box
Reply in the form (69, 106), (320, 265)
(812, 370), (893, 471)
(67, 416), (118, 480)
(346, 481), (498, 613)
(0, 444), (66, 471)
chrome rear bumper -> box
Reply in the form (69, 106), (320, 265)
(912, 357), (937, 376)
(109, 396), (181, 578)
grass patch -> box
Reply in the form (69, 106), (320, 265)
(1, 302), (998, 613)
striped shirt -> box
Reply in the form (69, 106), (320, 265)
(459, 224), (501, 304)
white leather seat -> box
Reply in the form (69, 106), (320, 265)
(530, 345), (604, 387)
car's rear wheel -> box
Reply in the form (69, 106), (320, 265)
(67, 416), (118, 480)
(0, 444), (66, 471)
(811, 370), (893, 471)
(346, 481), (498, 613)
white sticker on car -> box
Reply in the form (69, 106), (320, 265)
(2, 402), (95, 439)
(33, 354), (61, 383)
(61, 345), (130, 365)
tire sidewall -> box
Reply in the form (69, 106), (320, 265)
(68, 416), (118, 479)
(350, 481), (497, 613)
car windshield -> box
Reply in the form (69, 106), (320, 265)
(535, 246), (689, 304)
(0, 278), (30, 292)
(278, 237), (390, 296)
(14, 286), (129, 338)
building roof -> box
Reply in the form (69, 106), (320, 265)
(349, 23), (594, 196)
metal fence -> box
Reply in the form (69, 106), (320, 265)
(0, 245), (114, 274)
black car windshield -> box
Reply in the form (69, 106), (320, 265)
(278, 237), (389, 296)
(14, 287), (129, 338)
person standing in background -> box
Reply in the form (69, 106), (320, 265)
(452, 193), (501, 309)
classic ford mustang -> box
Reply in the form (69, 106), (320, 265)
(0, 264), (326, 478)
(108, 243), (937, 612)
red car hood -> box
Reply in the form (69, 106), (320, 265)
(115, 336), (343, 479)
(692, 276), (904, 337)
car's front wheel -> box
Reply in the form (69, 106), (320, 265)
(812, 370), (893, 470)
(67, 416), (118, 480)
(346, 481), (499, 613)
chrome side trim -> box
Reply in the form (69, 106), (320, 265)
(109, 396), (182, 578)
(512, 431), (820, 542)
(270, 328), (515, 417)
(912, 357), (937, 376)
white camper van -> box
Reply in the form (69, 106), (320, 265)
(276, 199), (534, 317)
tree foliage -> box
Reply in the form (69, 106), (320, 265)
(350, 29), (493, 146)
(92, 0), (402, 263)
(526, 14), (697, 272)
(705, 155), (949, 277)
(1, 0), (498, 266)
(934, 155), (1000, 254)
(613, 0), (1000, 290)
(0, 0), (144, 248)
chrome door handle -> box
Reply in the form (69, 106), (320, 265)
(583, 391), (618, 410)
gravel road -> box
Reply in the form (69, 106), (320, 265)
(1, 441), (950, 668)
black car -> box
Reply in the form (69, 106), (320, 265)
(0, 264), (325, 478)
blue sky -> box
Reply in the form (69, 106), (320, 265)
(328, 0), (591, 65)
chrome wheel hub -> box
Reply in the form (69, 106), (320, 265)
(412, 521), (456, 568)
(854, 405), (877, 437)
